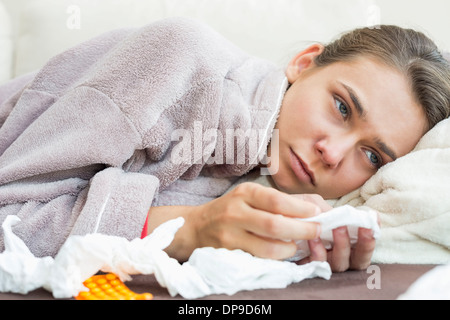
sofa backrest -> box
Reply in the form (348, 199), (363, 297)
(0, 0), (373, 83)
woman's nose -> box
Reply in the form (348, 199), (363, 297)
(314, 136), (353, 169)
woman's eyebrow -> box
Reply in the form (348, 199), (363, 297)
(375, 139), (398, 161)
(339, 81), (398, 161)
(339, 82), (366, 118)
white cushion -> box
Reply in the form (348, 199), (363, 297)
(0, 2), (12, 83)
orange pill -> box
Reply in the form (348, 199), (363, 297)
(138, 293), (154, 300)
(85, 282), (97, 289)
(110, 280), (121, 286)
(105, 274), (117, 280)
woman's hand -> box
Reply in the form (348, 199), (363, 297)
(294, 193), (377, 272)
(146, 184), (376, 270)
(147, 182), (321, 262)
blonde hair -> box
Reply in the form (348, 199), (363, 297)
(314, 25), (450, 131)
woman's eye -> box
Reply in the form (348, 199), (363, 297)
(334, 98), (349, 119)
(364, 150), (381, 168)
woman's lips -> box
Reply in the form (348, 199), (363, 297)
(289, 148), (315, 186)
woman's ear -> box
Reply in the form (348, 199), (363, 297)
(286, 44), (324, 83)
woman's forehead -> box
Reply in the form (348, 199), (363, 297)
(331, 59), (428, 157)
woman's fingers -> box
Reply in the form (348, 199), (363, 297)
(308, 238), (327, 262)
(224, 183), (322, 245)
(233, 182), (321, 219)
(240, 207), (321, 242)
(291, 194), (333, 212)
(193, 183), (322, 260)
(235, 232), (299, 260)
(350, 228), (376, 270)
(305, 227), (376, 272)
(329, 227), (351, 272)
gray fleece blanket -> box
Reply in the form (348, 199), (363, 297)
(0, 18), (288, 257)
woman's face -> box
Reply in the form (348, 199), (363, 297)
(268, 44), (428, 199)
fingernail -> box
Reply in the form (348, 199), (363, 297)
(336, 226), (347, 234)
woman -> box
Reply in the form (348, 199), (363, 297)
(1, 18), (449, 272)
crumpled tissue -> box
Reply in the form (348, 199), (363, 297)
(397, 263), (450, 300)
(290, 205), (380, 261)
(0, 205), (379, 299)
(0, 214), (185, 298)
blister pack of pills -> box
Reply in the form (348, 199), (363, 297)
(75, 273), (153, 300)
